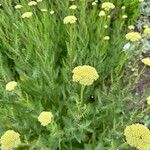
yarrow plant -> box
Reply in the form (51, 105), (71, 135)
(38, 111), (53, 126)
(124, 124), (150, 150)
(21, 12), (33, 18)
(63, 16), (77, 24)
(101, 2), (115, 11)
(72, 65), (99, 86)
(125, 32), (141, 42)
(0, 130), (21, 150)
(5, 81), (17, 91)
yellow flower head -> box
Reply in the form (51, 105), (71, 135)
(124, 124), (150, 150)
(121, 6), (126, 10)
(141, 57), (150, 66)
(128, 25), (135, 30)
(38, 111), (53, 126)
(98, 10), (106, 17)
(92, 2), (97, 6)
(69, 5), (77, 10)
(21, 12), (33, 18)
(144, 28), (150, 36)
(37, 0), (42, 2)
(72, 65), (99, 86)
(15, 5), (23, 9)
(146, 96), (150, 105)
(63, 16), (77, 24)
(5, 81), (17, 91)
(0, 130), (21, 150)
(125, 32), (141, 42)
(41, 9), (47, 12)
(122, 15), (128, 19)
(50, 10), (54, 14)
(28, 1), (37, 6)
(101, 2), (115, 11)
(104, 36), (110, 40)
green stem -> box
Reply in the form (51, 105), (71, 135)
(78, 85), (85, 119)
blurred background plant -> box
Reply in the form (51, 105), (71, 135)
(0, 0), (149, 150)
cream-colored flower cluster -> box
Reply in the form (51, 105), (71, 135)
(72, 65), (99, 86)
(5, 81), (17, 91)
(125, 32), (141, 42)
(0, 130), (21, 150)
(124, 124), (150, 150)
(101, 2), (115, 11)
(63, 16), (77, 24)
(38, 111), (53, 126)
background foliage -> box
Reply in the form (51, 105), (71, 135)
(0, 0), (146, 149)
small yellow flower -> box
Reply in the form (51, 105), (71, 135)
(107, 15), (111, 18)
(38, 111), (53, 126)
(104, 25), (108, 29)
(139, 0), (144, 2)
(5, 81), (17, 91)
(144, 28), (150, 36)
(121, 6), (126, 10)
(69, 5), (77, 10)
(143, 25), (148, 29)
(146, 96), (150, 105)
(98, 10), (106, 17)
(124, 124), (150, 150)
(41, 9), (47, 12)
(72, 65), (99, 86)
(141, 57), (150, 66)
(104, 36), (110, 40)
(63, 16), (77, 24)
(50, 10), (54, 14)
(92, 2), (97, 6)
(0, 130), (21, 150)
(37, 0), (42, 2)
(128, 25), (135, 30)
(21, 12), (33, 18)
(101, 2), (115, 11)
(122, 15), (128, 19)
(125, 32), (141, 42)
(15, 5), (23, 9)
(28, 1), (37, 6)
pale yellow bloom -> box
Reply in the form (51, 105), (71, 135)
(38, 111), (53, 126)
(122, 15), (128, 19)
(139, 0), (144, 2)
(0, 130), (21, 150)
(104, 25), (108, 29)
(125, 32), (141, 42)
(101, 2), (115, 11)
(92, 2), (97, 6)
(121, 6), (126, 10)
(28, 1), (37, 6)
(41, 9), (47, 12)
(104, 36), (110, 40)
(50, 10), (54, 14)
(37, 0), (42, 2)
(21, 12), (33, 18)
(15, 5), (23, 9)
(107, 15), (111, 18)
(69, 5), (77, 10)
(63, 16), (77, 24)
(141, 57), (150, 66)
(124, 124), (150, 150)
(144, 28), (150, 36)
(98, 10), (106, 17)
(5, 81), (17, 91)
(146, 96), (150, 105)
(128, 25), (135, 30)
(72, 65), (99, 86)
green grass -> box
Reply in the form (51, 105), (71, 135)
(0, 0), (149, 150)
